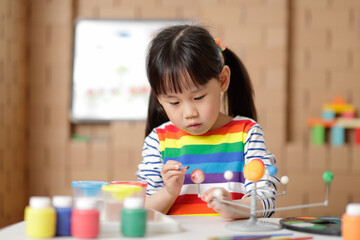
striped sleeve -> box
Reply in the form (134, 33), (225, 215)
(136, 129), (164, 196)
(243, 124), (279, 218)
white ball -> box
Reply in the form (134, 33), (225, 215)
(213, 188), (223, 199)
(281, 176), (289, 184)
(224, 170), (234, 181)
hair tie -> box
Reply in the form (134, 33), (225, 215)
(214, 38), (226, 52)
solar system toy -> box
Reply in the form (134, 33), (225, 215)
(190, 159), (334, 232)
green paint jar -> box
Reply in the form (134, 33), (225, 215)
(121, 197), (147, 237)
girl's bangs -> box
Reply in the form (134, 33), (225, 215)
(156, 61), (215, 95)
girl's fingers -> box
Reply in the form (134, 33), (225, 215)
(161, 165), (186, 183)
(162, 160), (182, 172)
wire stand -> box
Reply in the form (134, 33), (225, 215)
(213, 172), (333, 232)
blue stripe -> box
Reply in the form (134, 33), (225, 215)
(244, 148), (266, 156)
(146, 142), (160, 151)
(251, 133), (262, 136)
(247, 155), (266, 159)
(245, 179), (270, 187)
(143, 174), (161, 177)
(184, 160), (244, 173)
(143, 154), (162, 159)
(148, 134), (159, 144)
(245, 132), (263, 145)
(146, 182), (163, 188)
(249, 140), (265, 144)
(252, 125), (263, 131)
(139, 169), (160, 174)
(164, 151), (244, 165)
(141, 160), (162, 165)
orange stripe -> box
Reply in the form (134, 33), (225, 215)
(157, 120), (255, 141)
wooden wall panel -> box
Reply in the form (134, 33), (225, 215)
(0, 0), (27, 228)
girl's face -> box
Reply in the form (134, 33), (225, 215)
(157, 66), (230, 135)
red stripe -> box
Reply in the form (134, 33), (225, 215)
(168, 192), (245, 215)
(173, 193), (244, 205)
(157, 120), (256, 141)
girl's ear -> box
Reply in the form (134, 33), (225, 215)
(219, 65), (230, 92)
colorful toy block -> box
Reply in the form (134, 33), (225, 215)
(331, 125), (345, 146)
(312, 125), (325, 146)
(355, 128), (360, 145)
(308, 96), (360, 146)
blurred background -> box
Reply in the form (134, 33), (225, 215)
(0, 0), (359, 228)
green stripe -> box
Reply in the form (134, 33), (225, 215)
(161, 142), (244, 158)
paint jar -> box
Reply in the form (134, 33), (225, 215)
(102, 182), (146, 222)
(72, 181), (108, 220)
(342, 203), (360, 240)
(24, 196), (56, 238)
(121, 197), (147, 237)
(71, 197), (99, 239)
(53, 196), (72, 236)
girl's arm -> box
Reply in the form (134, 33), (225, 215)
(136, 129), (187, 214)
(243, 124), (279, 218)
(143, 162), (188, 213)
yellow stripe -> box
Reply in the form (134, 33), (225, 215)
(160, 132), (247, 150)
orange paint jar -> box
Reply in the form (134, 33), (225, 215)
(342, 203), (360, 240)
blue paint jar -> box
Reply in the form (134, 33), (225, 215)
(52, 196), (72, 236)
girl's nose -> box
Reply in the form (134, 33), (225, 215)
(184, 103), (199, 119)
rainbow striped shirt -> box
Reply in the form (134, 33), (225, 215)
(137, 116), (279, 217)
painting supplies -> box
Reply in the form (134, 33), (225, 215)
(24, 196), (56, 238)
(342, 203), (360, 240)
(121, 197), (147, 237)
(53, 196), (72, 236)
(71, 197), (100, 238)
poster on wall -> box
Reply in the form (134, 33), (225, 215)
(70, 19), (192, 122)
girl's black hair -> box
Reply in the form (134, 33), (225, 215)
(145, 25), (257, 136)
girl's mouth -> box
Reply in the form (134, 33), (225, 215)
(187, 123), (201, 130)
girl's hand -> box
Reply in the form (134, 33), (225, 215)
(201, 187), (234, 219)
(161, 160), (188, 197)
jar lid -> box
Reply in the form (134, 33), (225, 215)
(29, 196), (51, 209)
(53, 196), (72, 208)
(72, 181), (109, 196)
(346, 203), (360, 216)
(75, 197), (98, 210)
(102, 184), (142, 200)
(123, 197), (144, 209)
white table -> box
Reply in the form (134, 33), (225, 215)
(0, 216), (342, 240)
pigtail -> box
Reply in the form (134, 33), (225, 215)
(222, 48), (257, 121)
(145, 90), (169, 137)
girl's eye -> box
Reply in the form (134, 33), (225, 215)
(169, 102), (179, 105)
(194, 95), (205, 101)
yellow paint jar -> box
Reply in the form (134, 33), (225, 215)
(24, 196), (56, 238)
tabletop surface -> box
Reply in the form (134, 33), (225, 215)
(0, 216), (343, 240)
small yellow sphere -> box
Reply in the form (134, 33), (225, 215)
(243, 159), (265, 182)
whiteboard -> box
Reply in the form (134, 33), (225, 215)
(70, 19), (192, 122)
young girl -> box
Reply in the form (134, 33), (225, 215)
(136, 24), (279, 219)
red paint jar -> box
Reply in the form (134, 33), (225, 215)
(71, 197), (99, 239)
